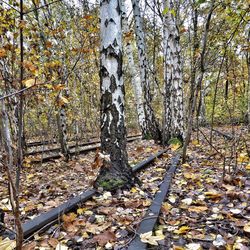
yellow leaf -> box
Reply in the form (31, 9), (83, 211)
(77, 208), (85, 215)
(161, 202), (172, 213)
(238, 153), (249, 163)
(23, 78), (36, 87)
(182, 163), (191, 168)
(155, 229), (164, 237)
(131, 187), (137, 193)
(174, 226), (190, 234)
(82, 232), (89, 238)
(58, 96), (69, 106)
(44, 84), (53, 89)
(62, 213), (77, 223)
(171, 143), (181, 151)
(27, 174), (34, 179)
(0, 237), (16, 250)
(183, 172), (192, 179)
(188, 206), (208, 213)
(191, 140), (199, 146)
(204, 191), (222, 199)
(243, 222), (250, 233)
(246, 163), (250, 170)
(173, 246), (185, 250)
(140, 231), (164, 246)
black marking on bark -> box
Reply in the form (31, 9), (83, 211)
(100, 65), (109, 77)
(110, 75), (116, 93)
(113, 38), (118, 47)
(117, 50), (122, 79)
(104, 19), (109, 27)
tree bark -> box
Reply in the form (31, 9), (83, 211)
(131, 0), (161, 141)
(57, 100), (70, 161)
(94, 0), (133, 190)
(121, 0), (146, 135)
(246, 26), (250, 131)
(163, 0), (184, 144)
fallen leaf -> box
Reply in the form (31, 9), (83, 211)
(55, 243), (68, 250)
(186, 243), (202, 250)
(243, 222), (250, 233)
(23, 242), (36, 250)
(204, 191), (222, 199)
(188, 206), (208, 213)
(140, 231), (164, 246)
(62, 212), (77, 223)
(174, 226), (190, 234)
(213, 234), (226, 247)
(0, 238), (16, 250)
(93, 230), (116, 246)
(48, 238), (59, 248)
(23, 78), (36, 87)
(181, 198), (193, 205)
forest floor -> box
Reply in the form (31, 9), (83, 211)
(0, 125), (249, 250)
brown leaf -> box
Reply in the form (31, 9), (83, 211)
(97, 206), (116, 215)
(48, 238), (59, 248)
(62, 212), (77, 223)
(188, 206), (208, 213)
(23, 242), (36, 250)
(93, 230), (116, 246)
(91, 149), (103, 169)
(74, 163), (85, 172)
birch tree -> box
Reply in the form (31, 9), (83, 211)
(94, 0), (133, 190)
(163, 0), (184, 143)
(131, 0), (161, 141)
(121, 0), (146, 135)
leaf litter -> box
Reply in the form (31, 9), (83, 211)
(152, 126), (250, 249)
(20, 140), (173, 249)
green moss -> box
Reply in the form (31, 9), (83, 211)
(143, 133), (152, 140)
(98, 178), (126, 191)
(168, 137), (182, 145)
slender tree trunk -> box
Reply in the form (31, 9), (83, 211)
(246, 28), (250, 131)
(94, 0), (133, 190)
(183, 0), (215, 162)
(163, 0), (184, 144)
(121, 0), (146, 134)
(57, 100), (70, 161)
(131, 0), (161, 141)
(0, 99), (23, 249)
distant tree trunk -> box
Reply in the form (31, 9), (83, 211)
(182, 0), (215, 162)
(94, 0), (133, 190)
(198, 80), (210, 126)
(57, 93), (70, 161)
(131, 0), (161, 141)
(163, 0), (184, 144)
(246, 27), (250, 131)
(121, 1), (146, 135)
(225, 56), (229, 100)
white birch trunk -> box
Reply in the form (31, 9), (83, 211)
(0, 99), (14, 170)
(121, 0), (146, 134)
(131, 0), (161, 141)
(163, 0), (184, 142)
(95, 0), (133, 190)
(57, 98), (70, 160)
